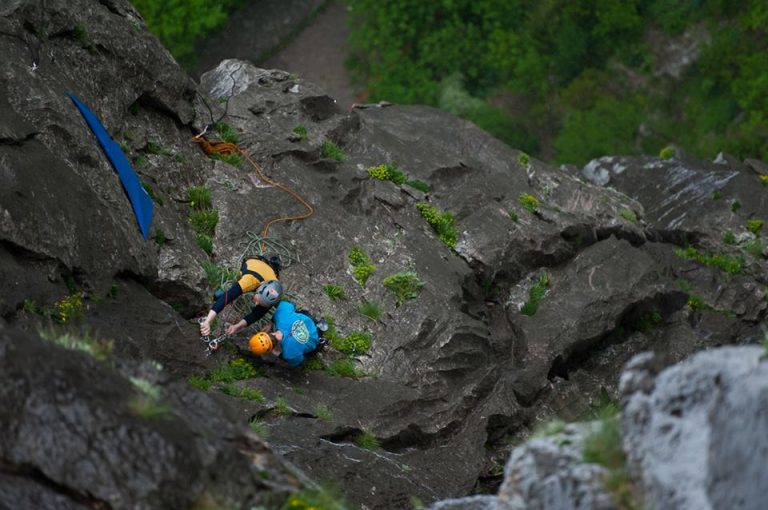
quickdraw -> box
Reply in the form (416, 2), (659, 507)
(197, 317), (228, 357)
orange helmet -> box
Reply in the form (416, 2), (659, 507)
(249, 332), (273, 356)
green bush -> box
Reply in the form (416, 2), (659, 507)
(189, 209), (218, 237)
(321, 139), (344, 161)
(747, 219), (764, 235)
(214, 122), (239, 144)
(330, 331), (372, 356)
(367, 163), (406, 185)
(521, 273), (550, 316)
(519, 193), (540, 213)
(619, 208), (637, 223)
(674, 245), (744, 275)
(196, 233), (213, 254)
(659, 146), (676, 159)
(209, 358), (260, 383)
(293, 125), (308, 141)
(416, 202), (458, 248)
(358, 300), (381, 321)
(348, 247), (375, 287)
(355, 430), (380, 450)
(383, 271), (425, 306)
(723, 230), (737, 245)
(187, 186), (211, 210)
(508, 210), (519, 222)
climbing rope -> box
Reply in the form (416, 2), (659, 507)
(192, 135), (315, 245)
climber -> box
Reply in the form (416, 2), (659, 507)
(248, 300), (324, 368)
(199, 256), (283, 337)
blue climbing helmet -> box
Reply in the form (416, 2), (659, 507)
(256, 280), (283, 306)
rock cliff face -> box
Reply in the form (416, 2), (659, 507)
(1, 1), (766, 509)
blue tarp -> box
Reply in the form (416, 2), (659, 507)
(67, 93), (153, 239)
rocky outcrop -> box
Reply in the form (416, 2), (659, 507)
(621, 346), (768, 510)
(1, 0), (767, 508)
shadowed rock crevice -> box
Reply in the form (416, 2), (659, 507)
(0, 462), (112, 510)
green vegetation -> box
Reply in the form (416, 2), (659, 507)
(723, 230), (737, 245)
(201, 261), (239, 287)
(712, 191), (723, 201)
(323, 284), (346, 301)
(582, 405), (638, 509)
(315, 405), (333, 422)
(747, 219), (764, 235)
(674, 245), (744, 275)
(406, 179), (430, 192)
(196, 234), (213, 255)
(633, 311), (662, 333)
(281, 487), (349, 510)
(214, 122), (239, 144)
(321, 139), (344, 161)
(519, 193), (539, 214)
(329, 330), (372, 356)
(687, 294), (708, 310)
(346, 1), (768, 165)
(659, 146), (676, 159)
(416, 202), (458, 248)
(745, 239), (764, 258)
(23, 299), (40, 314)
(292, 125), (308, 141)
(220, 385), (265, 402)
(274, 396), (292, 417)
(154, 229), (166, 247)
(348, 247), (376, 287)
(208, 358), (261, 384)
(130, 0), (243, 68)
(732, 200), (742, 213)
(52, 294), (83, 324)
(72, 24), (93, 51)
(187, 186), (218, 254)
(188, 376), (211, 391)
(142, 182), (164, 205)
(325, 358), (364, 379)
(358, 300), (381, 321)
(508, 210), (519, 222)
(355, 430), (380, 450)
(38, 327), (113, 361)
(145, 141), (172, 156)
(190, 210), (218, 236)
(518, 152), (530, 168)
(618, 208), (637, 223)
(188, 186), (212, 210)
(760, 175), (768, 188)
(128, 376), (171, 419)
(367, 163), (406, 185)
(211, 151), (244, 167)
(521, 273), (550, 316)
(249, 419), (269, 439)
(383, 271), (425, 306)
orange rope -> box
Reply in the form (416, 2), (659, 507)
(193, 134), (314, 243)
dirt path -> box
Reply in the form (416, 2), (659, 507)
(194, 0), (358, 110)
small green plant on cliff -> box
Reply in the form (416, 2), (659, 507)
(214, 122), (239, 144)
(521, 273), (550, 316)
(292, 125), (308, 141)
(330, 330), (372, 356)
(273, 396), (292, 417)
(187, 376), (211, 391)
(358, 300), (381, 321)
(325, 359), (364, 379)
(348, 247), (376, 287)
(249, 419), (269, 439)
(518, 152), (531, 167)
(72, 24), (93, 51)
(674, 245), (744, 275)
(323, 284), (346, 301)
(188, 186), (212, 210)
(732, 200), (742, 213)
(383, 271), (425, 306)
(202, 261), (239, 287)
(367, 163), (407, 185)
(142, 182), (164, 205)
(52, 294), (83, 324)
(321, 139), (344, 161)
(745, 239), (764, 258)
(747, 219), (764, 235)
(145, 141), (172, 156)
(220, 385), (265, 402)
(659, 146), (676, 159)
(406, 179), (430, 192)
(211, 151), (244, 167)
(508, 210), (519, 222)
(355, 430), (380, 450)
(519, 193), (539, 213)
(315, 405), (333, 422)
(618, 208), (637, 223)
(208, 358), (261, 384)
(723, 230), (737, 245)
(38, 327), (113, 361)
(416, 202), (458, 248)
(760, 175), (768, 188)
(128, 376), (170, 419)
(281, 487), (350, 510)
(582, 405), (638, 509)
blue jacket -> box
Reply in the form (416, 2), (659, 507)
(272, 301), (319, 368)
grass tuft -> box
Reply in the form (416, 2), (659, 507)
(618, 208), (637, 223)
(321, 139), (344, 161)
(355, 430), (380, 450)
(416, 202), (458, 248)
(674, 245), (743, 275)
(38, 326), (113, 360)
(358, 300), (381, 321)
(214, 122), (239, 144)
(521, 273), (550, 316)
(348, 247), (375, 287)
(323, 284), (346, 301)
(519, 193), (539, 213)
(209, 358), (261, 384)
(383, 271), (425, 306)
(315, 405), (333, 422)
(220, 385), (265, 402)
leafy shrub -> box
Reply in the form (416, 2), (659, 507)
(747, 219), (764, 235)
(321, 139), (344, 161)
(416, 202), (458, 248)
(521, 273), (550, 316)
(330, 331), (372, 356)
(145, 141), (171, 156)
(674, 245), (744, 275)
(518, 152), (530, 167)
(383, 271), (425, 306)
(348, 247), (375, 287)
(519, 193), (539, 213)
(618, 208), (637, 222)
(209, 358), (260, 383)
(367, 163), (406, 185)
(323, 284), (346, 301)
(53, 294), (83, 324)
(188, 376), (211, 391)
